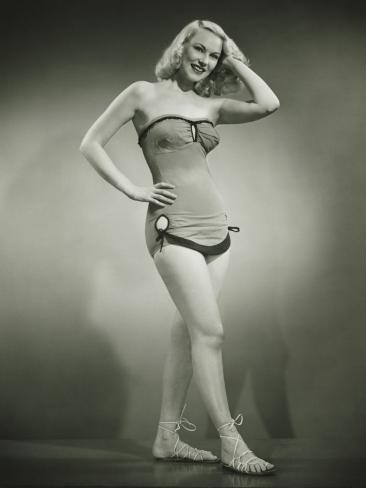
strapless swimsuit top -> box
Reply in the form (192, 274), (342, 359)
(137, 114), (220, 155)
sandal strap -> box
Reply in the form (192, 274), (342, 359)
(174, 441), (204, 461)
(220, 432), (260, 469)
(232, 454), (272, 473)
(218, 416), (274, 473)
(219, 432), (240, 465)
(158, 403), (197, 434)
(244, 455), (261, 465)
(217, 413), (244, 432)
(158, 404), (213, 462)
(219, 434), (240, 441)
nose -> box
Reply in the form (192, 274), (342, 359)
(198, 54), (209, 67)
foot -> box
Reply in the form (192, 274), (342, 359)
(218, 415), (275, 476)
(153, 428), (219, 462)
(220, 431), (275, 475)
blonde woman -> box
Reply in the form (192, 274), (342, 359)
(80, 19), (280, 476)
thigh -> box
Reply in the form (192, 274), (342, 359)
(205, 247), (231, 301)
(171, 246), (231, 326)
(153, 245), (223, 338)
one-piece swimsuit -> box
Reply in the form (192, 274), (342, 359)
(137, 114), (240, 258)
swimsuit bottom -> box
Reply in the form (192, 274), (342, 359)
(149, 213), (240, 258)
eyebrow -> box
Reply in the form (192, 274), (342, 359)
(195, 42), (221, 55)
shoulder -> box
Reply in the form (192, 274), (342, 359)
(128, 80), (164, 106)
(123, 80), (154, 100)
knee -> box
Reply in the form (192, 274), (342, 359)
(191, 325), (225, 349)
(171, 325), (191, 349)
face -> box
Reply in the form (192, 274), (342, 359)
(179, 29), (223, 83)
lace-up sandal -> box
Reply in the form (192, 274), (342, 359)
(154, 403), (220, 463)
(218, 414), (276, 475)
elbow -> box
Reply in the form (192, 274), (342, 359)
(79, 138), (89, 154)
(79, 138), (98, 155)
(265, 98), (280, 114)
(255, 100), (280, 116)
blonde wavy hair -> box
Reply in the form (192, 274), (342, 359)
(155, 19), (250, 98)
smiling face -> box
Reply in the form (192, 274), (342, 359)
(178, 28), (223, 84)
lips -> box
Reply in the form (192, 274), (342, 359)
(191, 64), (205, 74)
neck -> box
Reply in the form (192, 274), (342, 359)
(169, 74), (196, 93)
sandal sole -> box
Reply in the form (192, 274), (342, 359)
(222, 463), (277, 475)
(154, 457), (220, 463)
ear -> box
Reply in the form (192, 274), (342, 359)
(216, 50), (226, 68)
(210, 54), (225, 79)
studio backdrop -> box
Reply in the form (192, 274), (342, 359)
(1, 0), (365, 441)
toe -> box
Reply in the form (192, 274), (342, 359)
(258, 460), (274, 472)
(247, 459), (273, 474)
(201, 449), (217, 460)
(253, 463), (262, 473)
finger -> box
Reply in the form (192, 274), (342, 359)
(150, 197), (166, 207)
(155, 182), (175, 188)
(153, 194), (175, 204)
(158, 189), (177, 199)
(153, 189), (177, 201)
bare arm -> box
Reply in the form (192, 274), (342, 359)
(79, 81), (177, 207)
(215, 51), (280, 125)
(79, 81), (143, 197)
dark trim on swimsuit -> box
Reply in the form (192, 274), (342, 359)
(138, 115), (215, 146)
(154, 213), (240, 256)
(159, 231), (231, 255)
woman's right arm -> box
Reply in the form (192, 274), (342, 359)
(79, 81), (143, 198)
(79, 81), (177, 207)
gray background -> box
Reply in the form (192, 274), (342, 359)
(1, 0), (365, 441)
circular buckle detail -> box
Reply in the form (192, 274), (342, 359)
(155, 214), (170, 232)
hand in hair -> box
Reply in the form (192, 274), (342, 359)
(221, 38), (245, 68)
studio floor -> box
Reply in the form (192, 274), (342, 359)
(0, 438), (364, 488)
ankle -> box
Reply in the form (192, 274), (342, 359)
(219, 425), (240, 438)
(217, 413), (244, 437)
(156, 430), (177, 442)
(156, 422), (178, 437)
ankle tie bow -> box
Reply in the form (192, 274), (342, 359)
(176, 403), (197, 432)
(159, 403), (197, 433)
(217, 413), (244, 431)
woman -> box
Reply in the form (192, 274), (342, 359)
(80, 19), (280, 476)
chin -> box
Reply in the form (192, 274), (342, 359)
(182, 64), (208, 82)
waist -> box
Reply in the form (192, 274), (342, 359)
(144, 146), (209, 174)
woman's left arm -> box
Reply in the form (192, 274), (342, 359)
(216, 56), (280, 125)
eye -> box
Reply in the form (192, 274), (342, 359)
(194, 45), (204, 52)
(211, 54), (219, 60)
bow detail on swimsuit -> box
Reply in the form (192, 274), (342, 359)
(156, 229), (166, 252)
